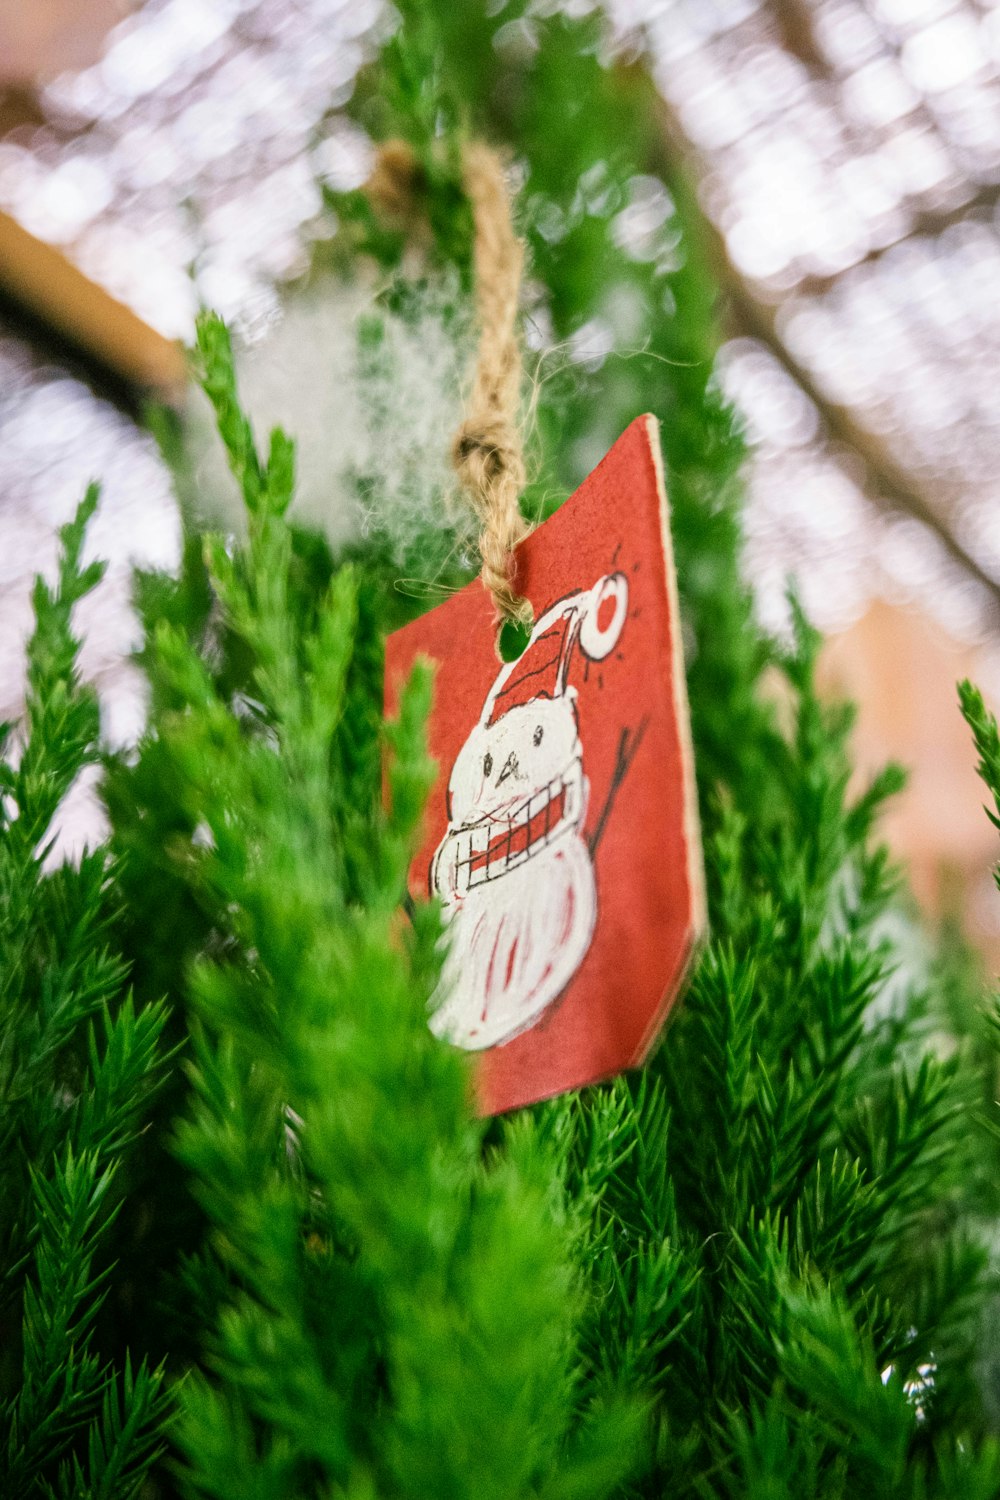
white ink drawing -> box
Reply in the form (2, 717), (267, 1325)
(429, 572), (632, 1050)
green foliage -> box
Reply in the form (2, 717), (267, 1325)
(138, 317), (640, 1500)
(5, 6), (1000, 1500)
(342, 7), (1000, 1495)
(962, 681), (1000, 847)
(0, 489), (170, 1496)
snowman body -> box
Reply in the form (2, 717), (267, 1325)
(430, 699), (595, 1049)
(428, 573), (629, 1051)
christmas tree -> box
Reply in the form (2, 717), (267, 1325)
(3, 5), (1000, 1497)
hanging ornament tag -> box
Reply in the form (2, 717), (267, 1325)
(386, 416), (705, 1113)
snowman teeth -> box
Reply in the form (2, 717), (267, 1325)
(451, 769), (581, 894)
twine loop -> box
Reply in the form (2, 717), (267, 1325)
(368, 138), (532, 626)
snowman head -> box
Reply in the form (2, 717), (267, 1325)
(447, 696), (581, 829)
(433, 573), (628, 901)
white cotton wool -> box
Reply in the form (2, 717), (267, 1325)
(180, 269), (479, 576)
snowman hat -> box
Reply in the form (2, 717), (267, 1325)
(484, 571), (629, 728)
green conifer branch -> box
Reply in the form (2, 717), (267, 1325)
(4, 8), (999, 1497)
(159, 321), (642, 1499)
(0, 492), (170, 1497)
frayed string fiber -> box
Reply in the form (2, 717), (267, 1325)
(369, 139), (534, 626)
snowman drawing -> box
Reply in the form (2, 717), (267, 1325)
(429, 571), (630, 1050)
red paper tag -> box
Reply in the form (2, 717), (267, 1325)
(385, 415), (705, 1113)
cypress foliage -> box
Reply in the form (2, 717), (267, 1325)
(3, 5), (1000, 1498)
(152, 313), (640, 1500)
(0, 488), (170, 1497)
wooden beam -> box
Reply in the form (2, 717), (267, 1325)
(795, 178), (1000, 298)
(719, 271), (1000, 610)
(647, 90), (1000, 614)
(0, 208), (187, 399)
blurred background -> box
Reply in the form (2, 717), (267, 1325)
(0, 0), (998, 952)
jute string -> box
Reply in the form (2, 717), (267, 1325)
(367, 140), (533, 625)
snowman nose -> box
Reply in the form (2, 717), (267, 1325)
(496, 750), (521, 785)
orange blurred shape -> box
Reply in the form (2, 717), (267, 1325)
(818, 599), (1000, 961)
(0, 0), (124, 84)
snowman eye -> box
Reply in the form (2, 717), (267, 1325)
(484, 752), (493, 777)
(533, 724), (544, 746)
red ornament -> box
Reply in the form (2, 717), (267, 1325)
(385, 416), (705, 1113)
